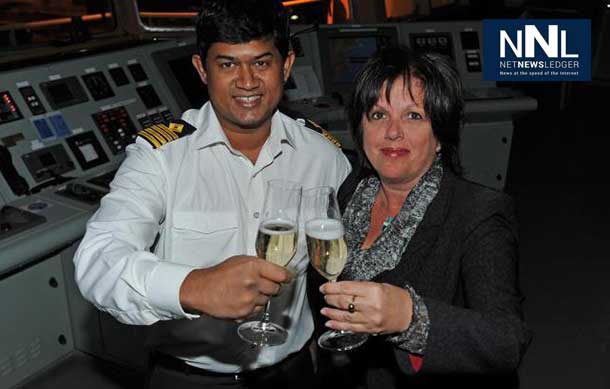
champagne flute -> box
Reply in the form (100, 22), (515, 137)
(303, 186), (368, 351)
(237, 179), (302, 347)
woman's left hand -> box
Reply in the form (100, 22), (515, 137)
(319, 281), (413, 335)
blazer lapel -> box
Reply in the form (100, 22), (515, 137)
(375, 171), (456, 285)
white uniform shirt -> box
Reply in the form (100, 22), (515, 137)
(74, 102), (351, 373)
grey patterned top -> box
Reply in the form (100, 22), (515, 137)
(341, 156), (443, 355)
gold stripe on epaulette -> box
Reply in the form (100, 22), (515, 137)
(163, 125), (179, 140)
(321, 129), (342, 148)
(155, 123), (174, 136)
(138, 121), (195, 149)
(152, 125), (177, 141)
(138, 130), (161, 148)
(305, 119), (342, 148)
(142, 128), (166, 146)
(147, 126), (171, 143)
(146, 127), (170, 144)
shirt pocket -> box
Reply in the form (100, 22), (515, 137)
(170, 211), (240, 266)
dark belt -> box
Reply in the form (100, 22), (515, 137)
(153, 344), (312, 384)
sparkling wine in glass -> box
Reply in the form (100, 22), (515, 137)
(237, 179), (302, 347)
(304, 186), (368, 351)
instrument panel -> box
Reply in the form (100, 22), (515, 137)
(0, 39), (200, 276)
(0, 40), (188, 207)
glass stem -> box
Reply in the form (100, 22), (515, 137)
(329, 279), (339, 333)
(260, 300), (272, 325)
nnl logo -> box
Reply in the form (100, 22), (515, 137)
(483, 19), (591, 82)
(500, 25), (578, 58)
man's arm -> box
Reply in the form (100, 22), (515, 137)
(74, 140), (180, 325)
(74, 141), (292, 325)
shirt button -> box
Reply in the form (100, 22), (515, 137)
(253, 212), (260, 219)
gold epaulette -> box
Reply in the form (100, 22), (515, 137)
(137, 119), (197, 149)
(302, 119), (342, 149)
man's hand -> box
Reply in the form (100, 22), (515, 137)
(179, 255), (293, 320)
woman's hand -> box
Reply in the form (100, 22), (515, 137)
(320, 281), (413, 335)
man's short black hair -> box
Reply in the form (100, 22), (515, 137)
(347, 46), (464, 175)
(196, 0), (290, 65)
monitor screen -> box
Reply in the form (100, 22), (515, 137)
(39, 152), (57, 167)
(152, 43), (209, 112)
(168, 56), (209, 109)
(318, 26), (399, 98)
(47, 83), (74, 106)
(328, 36), (378, 84)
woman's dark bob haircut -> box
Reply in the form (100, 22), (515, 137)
(347, 45), (464, 175)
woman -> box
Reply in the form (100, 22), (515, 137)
(308, 46), (532, 388)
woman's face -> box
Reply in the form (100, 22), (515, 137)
(362, 77), (440, 189)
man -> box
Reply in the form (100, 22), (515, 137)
(73, 0), (351, 388)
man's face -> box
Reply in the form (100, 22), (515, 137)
(192, 39), (295, 136)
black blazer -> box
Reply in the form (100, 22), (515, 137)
(308, 169), (532, 388)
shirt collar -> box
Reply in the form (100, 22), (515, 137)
(268, 112), (297, 152)
(193, 102), (297, 153)
(193, 102), (232, 150)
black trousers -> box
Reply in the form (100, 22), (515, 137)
(148, 345), (314, 389)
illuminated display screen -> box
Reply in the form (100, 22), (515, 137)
(66, 131), (109, 170)
(318, 26), (399, 97)
(328, 36), (379, 84)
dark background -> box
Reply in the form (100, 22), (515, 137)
(506, 81), (610, 388)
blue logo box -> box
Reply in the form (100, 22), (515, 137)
(483, 19), (591, 82)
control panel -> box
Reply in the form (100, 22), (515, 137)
(398, 21), (494, 98)
(0, 40), (194, 208)
(0, 38), (205, 268)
